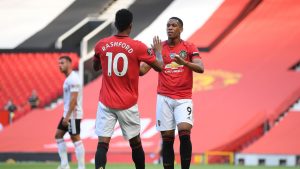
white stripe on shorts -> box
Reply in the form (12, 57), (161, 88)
(71, 119), (76, 134)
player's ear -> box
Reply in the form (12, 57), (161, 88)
(180, 27), (183, 33)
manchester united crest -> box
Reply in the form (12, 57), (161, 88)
(179, 50), (187, 59)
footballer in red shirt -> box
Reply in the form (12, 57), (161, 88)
(93, 9), (162, 169)
(140, 17), (204, 169)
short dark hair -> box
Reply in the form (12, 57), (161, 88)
(59, 55), (72, 62)
(170, 17), (183, 28)
(115, 9), (133, 32)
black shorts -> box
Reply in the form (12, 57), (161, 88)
(57, 117), (81, 135)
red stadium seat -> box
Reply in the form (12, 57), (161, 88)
(0, 52), (79, 119)
(242, 111), (300, 154)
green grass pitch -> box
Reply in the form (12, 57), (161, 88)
(0, 163), (298, 169)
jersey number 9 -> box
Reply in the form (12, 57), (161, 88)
(106, 52), (128, 77)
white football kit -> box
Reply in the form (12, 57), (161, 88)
(63, 71), (83, 119)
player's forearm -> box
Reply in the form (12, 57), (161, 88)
(155, 51), (164, 70)
(66, 94), (78, 119)
(147, 51), (163, 72)
(155, 51), (163, 63)
(93, 60), (102, 71)
(139, 63), (152, 76)
(66, 99), (77, 119)
(184, 61), (204, 73)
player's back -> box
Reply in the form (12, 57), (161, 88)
(94, 35), (155, 109)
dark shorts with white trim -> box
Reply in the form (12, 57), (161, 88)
(57, 117), (81, 135)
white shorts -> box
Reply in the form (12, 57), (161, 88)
(95, 102), (140, 140)
(156, 94), (193, 131)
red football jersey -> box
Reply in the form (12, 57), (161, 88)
(157, 40), (201, 99)
(94, 35), (156, 109)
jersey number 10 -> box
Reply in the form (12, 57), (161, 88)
(106, 52), (128, 77)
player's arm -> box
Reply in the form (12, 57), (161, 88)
(190, 57), (204, 73)
(139, 59), (163, 76)
(140, 58), (162, 76)
(174, 44), (204, 73)
(93, 53), (102, 71)
(62, 92), (78, 126)
(148, 59), (162, 72)
(174, 55), (204, 73)
(140, 36), (164, 76)
(139, 63), (151, 76)
(150, 36), (164, 72)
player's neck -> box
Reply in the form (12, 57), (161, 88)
(167, 38), (181, 47)
(65, 69), (72, 77)
(116, 30), (130, 37)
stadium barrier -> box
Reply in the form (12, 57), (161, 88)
(55, 17), (103, 49)
(204, 151), (234, 164)
(235, 153), (299, 166)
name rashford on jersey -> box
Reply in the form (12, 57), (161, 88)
(94, 35), (156, 109)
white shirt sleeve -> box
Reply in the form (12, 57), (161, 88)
(69, 74), (80, 93)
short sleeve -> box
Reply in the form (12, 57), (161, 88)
(188, 43), (201, 60)
(137, 42), (156, 64)
(69, 77), (80, 93)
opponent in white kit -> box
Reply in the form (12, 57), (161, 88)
(55, 55), (85, 169)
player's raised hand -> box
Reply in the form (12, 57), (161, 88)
(174, 55), (187, 65)
(151, 36), (162, 53)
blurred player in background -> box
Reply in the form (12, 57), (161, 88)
(140, 17), (204, 169)
(56, 56), (85, 169)
(93, 9), (163, 169)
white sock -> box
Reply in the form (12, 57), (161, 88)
(74, 140), (85, 169)
(56, 139), (69, 167)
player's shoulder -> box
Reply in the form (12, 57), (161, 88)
(95, 36), (113, 46)
(162, 40), (168, 46)
(181, 40), (196, 48)
(131, 39), (146, 47)
(71, 71), (80, 81)
(128, 39), (150, 51)
(67, 71), (80, 84)
(181, 40), (199, 54)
